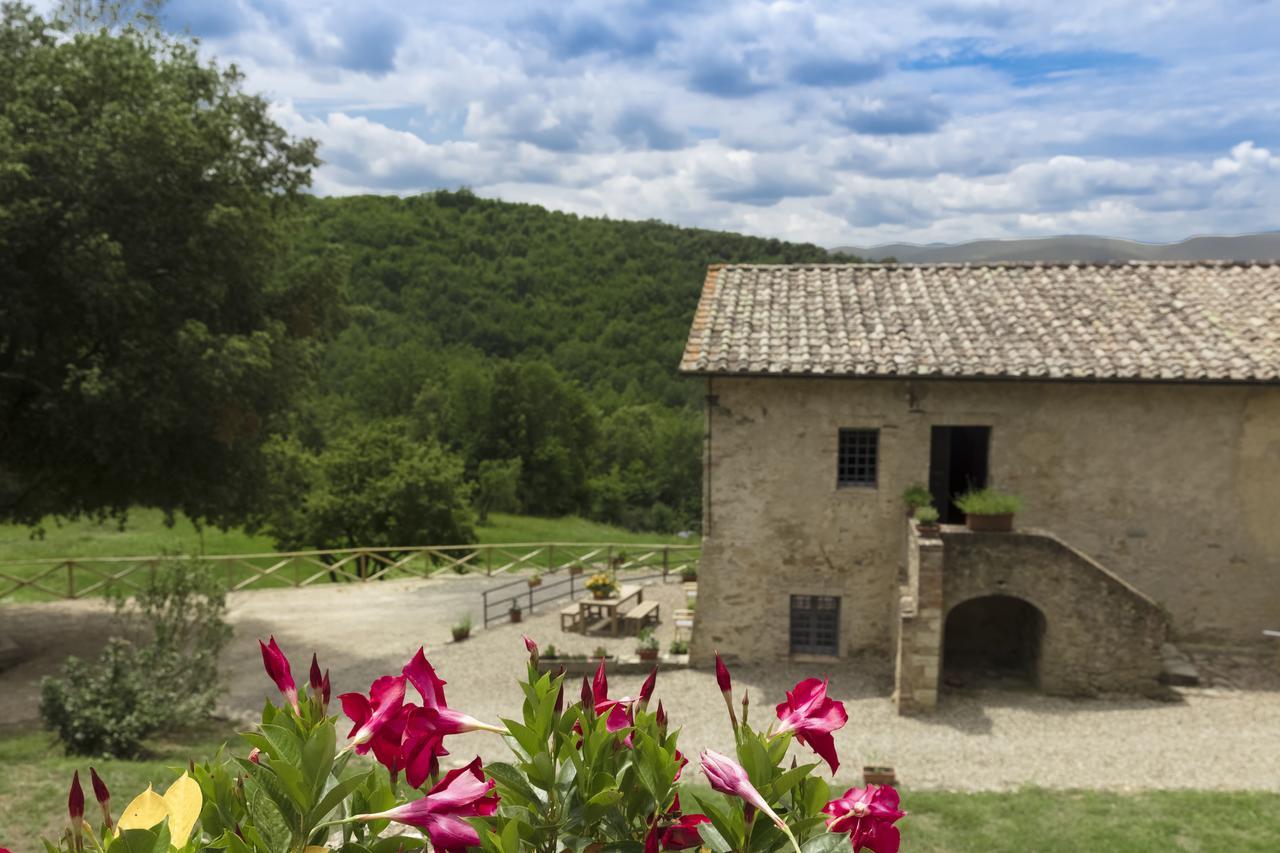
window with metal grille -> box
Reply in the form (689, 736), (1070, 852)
(837, 428), (879, 487)
(790, 595), (841, 655)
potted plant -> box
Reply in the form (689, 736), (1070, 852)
(914, 505), (941, 536)
(863, 764), (897, 786)
(668, 639), (689, 655)
(636, 628), (659, 661)
(955, 487), (1023, 532)
(508, 598), (523, 623)
(568, 562), (585, 577)
(586, 572), (618, 600)
(592, 645), (610, 660)
(451, 615), (472, 642)
(679, 565), (698, 583)
(527, 573), (543, 588)
(902, 483), (933, 517)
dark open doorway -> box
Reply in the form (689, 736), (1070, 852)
(928, 426), (991, 523)
(943, 595), (1045, 686)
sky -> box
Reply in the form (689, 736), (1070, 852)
(134, 1), (1280, 245)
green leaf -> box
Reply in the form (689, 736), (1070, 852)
(486, 760), (545, 806)
(800, 832), (852, 853)
(306, 771), (372, 826)
(301, 720), (337, 800)
(107, 829), (161, 853)
(697, 820), (736, 853)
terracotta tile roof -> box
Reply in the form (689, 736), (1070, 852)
(679, 261), (1280, 383)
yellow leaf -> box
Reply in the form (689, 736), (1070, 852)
(162, 772), (203, 848)
(117, 784), (169, 833)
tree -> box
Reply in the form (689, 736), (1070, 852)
(0, 5), (344, 527)
(258, 421), (476, 551)
(474, 457), (522, 523)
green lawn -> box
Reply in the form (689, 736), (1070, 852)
(0, 511), (699, 603)
(3, 725), (1276, 850)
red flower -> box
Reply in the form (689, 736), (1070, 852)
(248, 747), (261, 764)
(89, 767), (112, 829)
(354, 757), (498, 852)
(714, 652), (738, 728)
(589, 658), (635, 734)
(639, 665), (658, 708)
(258, 636), (299, 712)
(68, 769), (84, 824)
(402, 708), (450, 789)
(404, 647), (448, 709)
(700, 750), (784, 830)
(774, 677), (848, 774)
(523, 635), (539, 667)
(822, 784), (904, 853)
(309, 654), (331, 707)
(340, 674), (407, 759)
(662, 813), (711, 849)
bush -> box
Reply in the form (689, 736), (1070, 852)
(39, 561), (230, 757)
(955, 487), (1023, 515)
(902, 483), (933, 509)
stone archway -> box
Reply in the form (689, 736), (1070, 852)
(943, 594), (1046, 686)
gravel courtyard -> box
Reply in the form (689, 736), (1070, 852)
(3, 574), (1278, 791)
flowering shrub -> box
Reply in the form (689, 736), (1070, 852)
(584, 573), (618, 597)
(31, 635), (904, 852)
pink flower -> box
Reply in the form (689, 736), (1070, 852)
(402, 708), (450, 789)
(259, 636), (299, 712)
(822, 785), (904, 853)
(354, 757), (498, 852)
(589, 659), (635, 734)
(774, 678), (848, 774)
(699, 750), (785, 832)
(340, 674), (407, 757)
(418, 706), (508, 736)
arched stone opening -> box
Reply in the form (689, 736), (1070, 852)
(943, 595), (1045, 686)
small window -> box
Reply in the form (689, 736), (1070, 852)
(791, 595), (840, 655)
(837, 428), (878, 487)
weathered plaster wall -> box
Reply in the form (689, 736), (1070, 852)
(691, 376), (1280, 665)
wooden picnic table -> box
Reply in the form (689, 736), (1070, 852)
(578, 584), (643, 637)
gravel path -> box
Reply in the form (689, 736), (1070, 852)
(3, 576), (1279, 791)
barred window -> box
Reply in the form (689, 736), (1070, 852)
(791, 595), (840, 656)
(837, 428), (879, 487)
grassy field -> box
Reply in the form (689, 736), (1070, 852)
(3, 724), (1277, 850)
(0, 510), (699, 603)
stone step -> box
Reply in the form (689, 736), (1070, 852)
(1158, 642), (1200, 687)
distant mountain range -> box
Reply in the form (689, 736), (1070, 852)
(835, 232), (1280, 263)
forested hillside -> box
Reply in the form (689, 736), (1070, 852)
(271, 190), (856, 540)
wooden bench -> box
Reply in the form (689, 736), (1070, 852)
(672, 608), (695, 643)
(624, 600), (660, 633)
(560, 603), (583, 633)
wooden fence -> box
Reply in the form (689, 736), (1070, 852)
(0, 542), (700, 604)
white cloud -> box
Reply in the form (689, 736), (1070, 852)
(150, 0), (1280, 245)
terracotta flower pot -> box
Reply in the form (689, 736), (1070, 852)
(528, 576), (542, 588)
(637, 648), (659, 661)
(862, 765), (896, 786)
(916, 523), (941, 537)
(591, 589), (611, 600)
(569, 566), (584, 576)
(452, 629), (470, 642)
(509, 610), (523, 623)
(965, 513), (1014, 532)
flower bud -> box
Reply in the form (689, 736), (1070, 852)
(68, 771), (85, 851)
(523, 635), (539, 668)
(89, 767), (112, 830)
(580, 676), (593, 711)
(248, 748), (261, 765)
(638, 665), (658, 709)
(714, 652), (738, 729)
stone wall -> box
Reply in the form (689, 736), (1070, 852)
(894, 522), (1168, 711)
(690, 376), (1280, 666)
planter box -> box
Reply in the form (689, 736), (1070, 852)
(537, 655), (690, 676)
(965, 512), (1014, 532)
(862, 765), (896, 786)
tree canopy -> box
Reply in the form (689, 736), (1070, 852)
(0, 4), (343, 527)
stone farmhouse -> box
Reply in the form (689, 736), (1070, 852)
(678, 261), (1280, 712)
